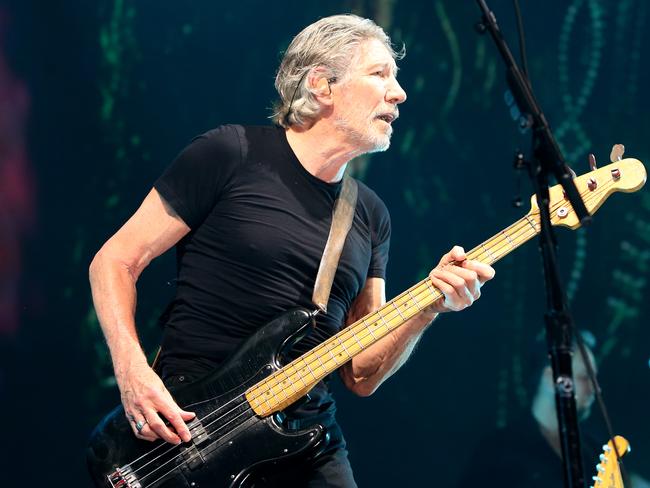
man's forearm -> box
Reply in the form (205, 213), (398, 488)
(340, 309), (437, 396)
(89, 250), (149, 379)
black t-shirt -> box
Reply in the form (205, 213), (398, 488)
(153, 125), (390, 425)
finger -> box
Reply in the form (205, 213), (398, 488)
(158, 404), (195, 443)
(430, 269), (473, 306)
(134, 420), (159, 442)
(438, 246), (466, 267)
(429, 273), (457, 298)
(435, 266), (480, 305)
(143, 408), (184, 445)
(181, 410), (197, 421)
(449, 245), (466, 263)
(449, 266), (481, 297)
(443, 264), (479, 285)
(432, 267), (474, 298)
(126, 412), (159, 442)
(462, 260), (496, 282)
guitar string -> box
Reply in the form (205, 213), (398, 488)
(119, 179), (617, 485)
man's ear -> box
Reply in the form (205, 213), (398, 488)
(307, 69), (334, 103)
(314, 77), (331, 96)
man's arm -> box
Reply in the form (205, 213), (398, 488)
(89, 188), (194, 444)
(339, 246), (495, 396)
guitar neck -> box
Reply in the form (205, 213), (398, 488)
(246, 211), (542, 415)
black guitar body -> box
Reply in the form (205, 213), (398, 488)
(87, 308), (328, 487)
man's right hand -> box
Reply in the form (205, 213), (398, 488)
(117, 361), (196, 444)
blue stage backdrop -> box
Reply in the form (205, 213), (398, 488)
(1, 0), (648, 486)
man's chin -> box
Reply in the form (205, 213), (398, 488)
(367, 132), (392, 153)
(367, 140), (390, 154)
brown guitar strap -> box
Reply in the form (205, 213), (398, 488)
(311, 175), (358, 313)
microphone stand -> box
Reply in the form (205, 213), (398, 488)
(474, 1), (591, 487)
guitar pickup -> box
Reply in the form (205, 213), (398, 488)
(186, 417), (210, 446)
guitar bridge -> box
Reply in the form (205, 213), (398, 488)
(107, 465), (141, 487)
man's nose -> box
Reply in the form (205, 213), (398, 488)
(387, 78), (407, 104)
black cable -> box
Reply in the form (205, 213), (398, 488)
(512, 0), (530, 82)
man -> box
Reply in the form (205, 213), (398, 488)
(89, 14), (495, 487)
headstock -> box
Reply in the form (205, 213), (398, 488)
(590, 435), (630, 488)
(529, 158), (646, 230)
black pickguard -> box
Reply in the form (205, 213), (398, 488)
(87, 308), (329, 488)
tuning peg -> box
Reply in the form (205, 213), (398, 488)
(588, 153), (597, 171)
(567, 165), (577, 179)
(610, 144), (625, 162)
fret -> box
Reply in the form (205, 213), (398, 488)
(336, 336), (353, 358)
(278, 368), (299, 394)
(349, 330), (366, 350)
(300, 357), (318, 382)
(259, 387), (276, 411)
(314, 352), (328, 372)
(391, 301), (407, 321)
(407, 289), (424, 311)
(326, 343), (341, 366)
(363, 317), (378, 340)
(481, 244), (496, 263)
(272, 375), (291, 401)
(295, 372), (308, 389)
(425, 280), (438, 301)
(292, 361), (310, 388)
(501, 229), (515, 249)
(376, 308), (391, 332)
(524, 215), (538, 232)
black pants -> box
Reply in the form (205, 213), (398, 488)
(164, 375), (358, 488)
(250, 447), (357, 487)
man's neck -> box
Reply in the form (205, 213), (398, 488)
(285, 121), (363, 183)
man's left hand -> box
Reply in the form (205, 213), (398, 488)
(425, 245), (495, 315)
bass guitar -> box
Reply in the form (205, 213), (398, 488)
(87, 157), (646, 487)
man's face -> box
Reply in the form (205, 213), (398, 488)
(329, 38), (407, 153)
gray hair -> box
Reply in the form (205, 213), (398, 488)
(271, 14), (404, 128)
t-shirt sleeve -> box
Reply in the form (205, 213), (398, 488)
(367, 193), (391, 280)
(154, 125), (241, 229)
